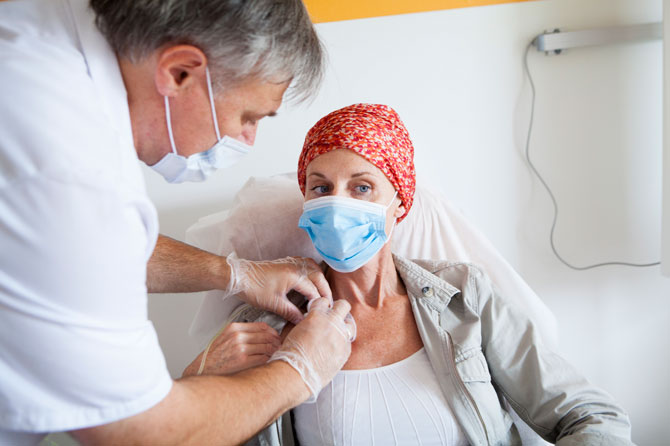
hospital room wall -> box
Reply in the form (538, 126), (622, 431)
(143, 0), (670, 443)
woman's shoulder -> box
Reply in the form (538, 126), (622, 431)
(393, 254), (491, 289)
(392, 254), (500, 316)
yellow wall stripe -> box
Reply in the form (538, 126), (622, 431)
(304, 0), (536, 23)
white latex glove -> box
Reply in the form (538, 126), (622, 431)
(269, 298), (356, 403)
(226, 253), (332, 325)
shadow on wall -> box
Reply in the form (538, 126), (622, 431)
(155, 200), (236, 242)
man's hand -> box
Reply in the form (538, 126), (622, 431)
(226, 254), (332, 324)
(183, 322), (281, 377)
(147, 237), (329, 325)
(269, 298), (355, 402)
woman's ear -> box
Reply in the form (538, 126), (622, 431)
(154, 44), (208, 97)
(393, 200), (406, 219)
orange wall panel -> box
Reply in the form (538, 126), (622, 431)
(304, 0), (536, 23)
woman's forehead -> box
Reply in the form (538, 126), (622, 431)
(306, 149), (385, 177)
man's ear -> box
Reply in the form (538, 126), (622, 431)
(154, 45), (208, 97)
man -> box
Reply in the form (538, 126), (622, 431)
(0, 0), (354, 444)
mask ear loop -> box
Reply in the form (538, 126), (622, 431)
(384, 191), (399, 240)
(164, 96), (178, 154)
(163, 67), (221, 157)
(205, 67), (222, 141)
(384, 191), (398, 210)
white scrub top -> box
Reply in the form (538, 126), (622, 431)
(0, 0), (173, 443)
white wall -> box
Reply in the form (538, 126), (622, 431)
(144, 0), (670, 443)
(664, 0), (670, 276)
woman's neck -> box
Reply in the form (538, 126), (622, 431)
(326, 246), (405, 309)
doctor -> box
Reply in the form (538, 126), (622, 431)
(0, 0), (354, 444)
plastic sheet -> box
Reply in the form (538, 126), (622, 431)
(186, 172), (558, 351)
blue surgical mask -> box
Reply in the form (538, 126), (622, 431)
(150, 67), (251, 183)
(298, 193), (397, 273)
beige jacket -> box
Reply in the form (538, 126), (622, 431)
(239, 255), (632, 446)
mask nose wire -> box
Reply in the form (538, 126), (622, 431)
(164, 96), (178, 155)
(302, 191), (398, 211)
(205, 67), (222, 141)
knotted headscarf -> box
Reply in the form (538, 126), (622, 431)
(297, 103), (416, 222)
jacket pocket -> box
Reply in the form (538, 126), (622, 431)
(455, 349), (491, 382)
(456, 349), (517, 443)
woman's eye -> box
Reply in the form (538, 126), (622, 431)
(311, 185), (329, 194)
(356, 185), (371, 193)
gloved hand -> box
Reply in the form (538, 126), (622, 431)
(225, 253), (332, 325)
(269, 298), (356, 403)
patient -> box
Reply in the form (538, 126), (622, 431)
(209, 104), (633, 445)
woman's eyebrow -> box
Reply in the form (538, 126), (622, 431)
(308, 172), (327, 178)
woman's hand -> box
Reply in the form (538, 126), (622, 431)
(183, 322), (281, 377)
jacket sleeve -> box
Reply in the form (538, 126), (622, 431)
(472, 267), (634, 445)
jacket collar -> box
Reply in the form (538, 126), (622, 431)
(393, 254), (461, 312)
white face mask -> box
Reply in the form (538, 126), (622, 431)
(150, 67), (252, 183)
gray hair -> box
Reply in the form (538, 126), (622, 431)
(89, 0), (324, 102)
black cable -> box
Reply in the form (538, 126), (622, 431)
(523, 41), (660, 270)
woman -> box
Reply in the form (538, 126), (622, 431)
(206, 104), (632, 445)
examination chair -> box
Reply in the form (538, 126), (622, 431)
(187, 173), (557, 445)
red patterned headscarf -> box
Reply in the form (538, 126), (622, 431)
(298, 104), (416, 222)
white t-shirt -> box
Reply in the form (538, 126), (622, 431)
(294, 348), (469, 446)
(0, 0), (173, 443)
